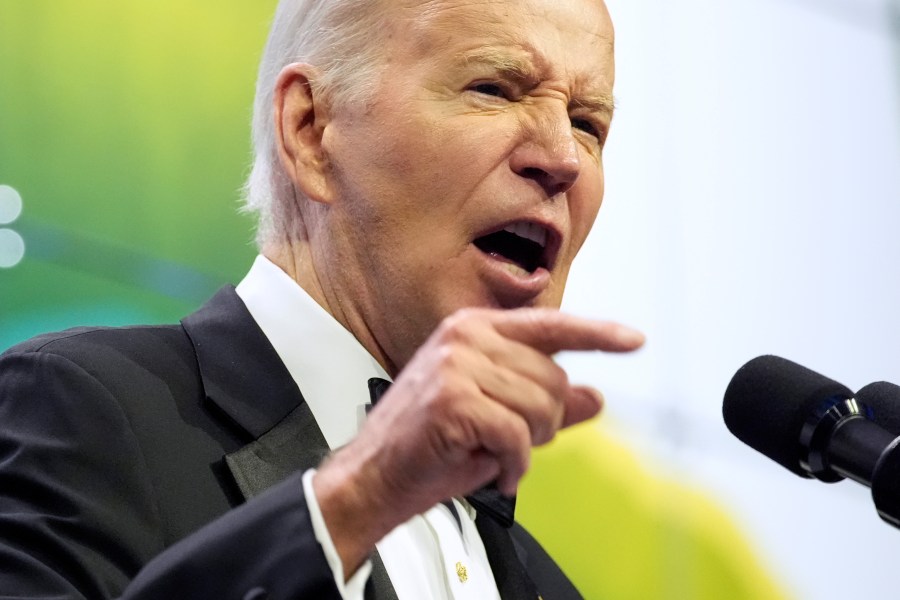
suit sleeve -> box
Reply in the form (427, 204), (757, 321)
(0, 350), (342, 600)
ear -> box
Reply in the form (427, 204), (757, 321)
(274, 63), (333, 204)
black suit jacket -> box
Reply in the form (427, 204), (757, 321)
(0, 287), (581, 599)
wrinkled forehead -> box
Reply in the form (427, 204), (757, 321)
(390, 0), (614, 84)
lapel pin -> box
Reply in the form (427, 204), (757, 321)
(455, 561), (468, 583)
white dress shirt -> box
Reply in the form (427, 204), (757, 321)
(235, 255), (501, 600)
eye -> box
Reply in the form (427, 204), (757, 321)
(571, 117), (601, 139)
(469, 82), (511, 100)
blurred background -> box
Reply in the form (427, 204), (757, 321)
(1, 1), (898, 598)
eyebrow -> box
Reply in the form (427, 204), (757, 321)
(457, 47), (616, 116)
(571, 93), (616, 117)
(458, 47), (536, 81)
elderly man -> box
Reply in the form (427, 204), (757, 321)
(0, 0), (643, 597)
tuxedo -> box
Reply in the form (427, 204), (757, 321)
(0, 287), (581, 599)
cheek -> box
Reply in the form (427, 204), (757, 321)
(366, 120), (455, 200)
(386, 123), (506, 224)
(569, 168), (605, 251)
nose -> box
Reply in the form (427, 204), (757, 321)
(509, 109), (581, 197)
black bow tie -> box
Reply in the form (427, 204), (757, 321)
(367, 378), (516, 528)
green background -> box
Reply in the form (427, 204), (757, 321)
(0, 2), (269, 348)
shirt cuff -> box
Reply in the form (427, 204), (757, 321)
(302, 469), (372, 600)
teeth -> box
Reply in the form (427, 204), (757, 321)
(504, 262), (529, 277)
(503, 222), (548, 248)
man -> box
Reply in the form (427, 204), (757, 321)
(0, 0), (643, 597)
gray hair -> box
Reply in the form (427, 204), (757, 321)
(243, 0), (389, 247)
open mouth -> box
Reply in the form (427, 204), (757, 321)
(473, 221), (555, 274)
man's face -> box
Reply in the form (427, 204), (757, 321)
(313, 0), (615, 370)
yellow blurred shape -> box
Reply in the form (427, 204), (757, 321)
(519, 421), (791, 600)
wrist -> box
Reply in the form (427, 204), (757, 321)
(312, 445), (402, 576)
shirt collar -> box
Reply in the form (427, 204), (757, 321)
(235, 255), (391, 449)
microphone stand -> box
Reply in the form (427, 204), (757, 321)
(801, 397), (900, 527)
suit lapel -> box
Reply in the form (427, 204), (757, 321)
(477, 515), (541, 600)
(365, 551), (400, 600)
(225, 401), (329, 497)
(181, 286), (300, 440)
(181, 286), (398, 599)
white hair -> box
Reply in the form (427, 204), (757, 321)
(243, 0), (389, 248)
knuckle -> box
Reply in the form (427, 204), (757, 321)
(430, 345), (472, 391)
(510, 416), (532, 450)
(428, 368), (460, 405)
(434, 342), (460, 370)
(536, 392), (561, 428)
(547, 358), (569, 382)
(546, 363), (570, 392)
(428, 366), (476, 415)
(440, 308), (486, 343)
(493, 366), (515, 389)
(525, 307), (557, 332)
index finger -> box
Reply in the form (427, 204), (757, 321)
(483, 308), (645, 355)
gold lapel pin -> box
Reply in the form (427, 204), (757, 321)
(455, 561), (468, 583)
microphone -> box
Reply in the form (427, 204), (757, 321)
(723, 355), (900, 528)
(856, 381), (900, 435)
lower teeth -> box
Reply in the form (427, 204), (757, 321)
(505, 262), (529, 277)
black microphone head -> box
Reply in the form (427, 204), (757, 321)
(723, 355), (853, 477)
(856, 381), (900, 435)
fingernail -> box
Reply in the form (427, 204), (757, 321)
(621, 328), (646, 347)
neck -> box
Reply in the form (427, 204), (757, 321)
(262, 242), (399, 377)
